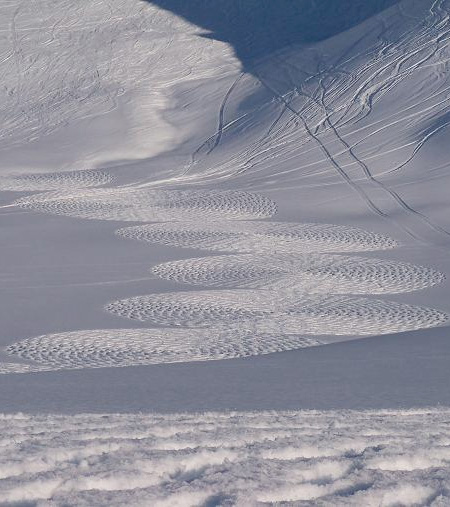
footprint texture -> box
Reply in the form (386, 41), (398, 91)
(116, 220), (397, 253)
(14, 189), (277, 222)
(104, 291), (448, 336)
(0, 170), (113, 191)
(105, 290), (274, 327)
(5, 328), (321, 371)
(0, 362), (52, 374)
(152, 253), (445, 294)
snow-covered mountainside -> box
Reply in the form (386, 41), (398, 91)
(0, 0), (450, 503)
(1, 0), (449, 371)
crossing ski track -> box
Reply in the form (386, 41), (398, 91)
(1, 0), (450, 503)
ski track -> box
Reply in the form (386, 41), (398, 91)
(187, 72), (245, 171)
(317, 71), (450, 241)
(179, 0), (450, 246)
(1, 409), (450, 505)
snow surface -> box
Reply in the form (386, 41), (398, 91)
(1, 0), (450, 502)
(1, 409), (450, 506)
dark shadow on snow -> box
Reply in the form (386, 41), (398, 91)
(143, 0), (400, 70)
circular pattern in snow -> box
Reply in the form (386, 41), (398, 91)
(106, 290), (273, 327)
(152, 254), (445, 294)
(5, 329), (320, 371)
(104, 291), (448, 336)
(0, 362), (51, 374)
(0, 170), (113, 191)
(14, 189), (277, 222)
(116, 220), (397, 253)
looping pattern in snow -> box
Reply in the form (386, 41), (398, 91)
(105, 290), (273, 327)
(1, 410), (450, 505)
(116, 220), (397, 253)
(14, 189), (277, 222)
(104, 291), (448, 336)
(152, 253), (445, 294)
(0, 170), (113, 191)
(5, 329), (320, 371)
(0, 363), (51, 374)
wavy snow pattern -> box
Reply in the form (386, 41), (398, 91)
(5, 329), (320, 371)
(3, 167), (446, 371)
(0, 409), (449, 505)
(14, 189), (277, 222)
(105, 292), (448, 336)
(152, 253), (445, 294)
(116, 220), (398, 253)
(0, 363), (52, 374)
(0, 170), (113, 191)
(4, 193), (447, 372)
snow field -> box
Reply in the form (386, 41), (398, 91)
(1, 409), (450, 505)
(2, 188), (447, 372)
(0, 0), (448, 401)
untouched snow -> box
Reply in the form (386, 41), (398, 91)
(1, 409), (450, 505)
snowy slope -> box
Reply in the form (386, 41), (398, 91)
(0, 0), (449, 375)
(1, 0), (450, 502)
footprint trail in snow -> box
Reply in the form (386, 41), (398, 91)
(2, 187), (447, 373)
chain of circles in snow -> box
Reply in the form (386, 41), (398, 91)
(3, 296), (447, 373)
(104, 291), (447, 335)
(4, 328), (320, 371)
(151, 253), (445, 294)
(116, 220), (398, 253)
(3, 180), (447, 373)
(0, 170), (113, 191)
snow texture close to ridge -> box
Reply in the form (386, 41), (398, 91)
(1, 409), (450, 506)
